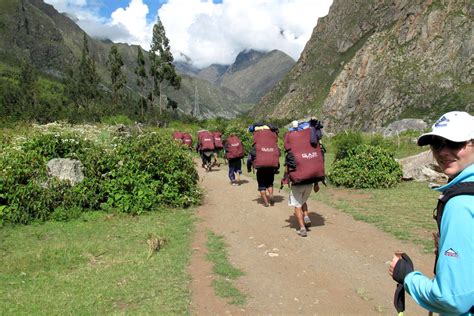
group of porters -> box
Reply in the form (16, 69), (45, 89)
(172, 118), (326, 187)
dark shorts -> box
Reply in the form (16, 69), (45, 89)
(256, 168), (275, 191)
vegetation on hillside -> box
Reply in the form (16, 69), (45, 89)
(0, 124), (201, 225)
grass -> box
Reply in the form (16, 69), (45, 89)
(315, 181), (439, 252)
(206, 231), (246, 305)
(0, 209), (195, 315)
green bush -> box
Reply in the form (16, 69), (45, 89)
(332, 130), (363, 161)
(327, 144), (403, 189)
(101, 114), (133, 125)
(0, 129), (201, 225)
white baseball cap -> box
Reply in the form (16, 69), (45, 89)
(417, 111), (474, 146)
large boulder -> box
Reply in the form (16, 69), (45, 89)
(397, 151), (447, 183)
(382, 119), (427, 137)
(47, 158), (84, 185)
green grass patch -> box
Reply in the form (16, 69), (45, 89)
(316, 181), (439, 252)
(206, 231), (245, 305)
(0, 209), (195, 314)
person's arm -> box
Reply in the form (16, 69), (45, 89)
(404, 196), (474, 314)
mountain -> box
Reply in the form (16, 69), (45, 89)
(177, 49), (295, 104)
(1, 0), (288, 119)
(253, 0), (473, 132)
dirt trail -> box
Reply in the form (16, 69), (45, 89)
(189, 161), (435, 315)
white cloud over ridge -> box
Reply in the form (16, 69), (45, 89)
(45, 0), (333, 69)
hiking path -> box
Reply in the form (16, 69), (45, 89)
(188, 160), (434, 315)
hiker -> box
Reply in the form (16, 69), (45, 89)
(181, 132), (193, 150)
(247, 123), (280, 207)
(196, 130), (215, 171)
(212, 131), (224, 167)
(224, 133), (245, 186)
(172, 131), (183, 143)
(283, 119), (325, 237)
(388, 111), (474, 315)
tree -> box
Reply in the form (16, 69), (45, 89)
(19, 61), (38, 113)
(107, 44), (126, 105)
(134, 46), (148, 118)
(78, 33), (100, 103)
(149, 20), (181, 115)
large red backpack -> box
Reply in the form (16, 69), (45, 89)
(213, 131), (224, 149)
(198, 130), (215, 151)
(253, 129), (280, 168)
(225, 135), (245, 159)
(172, 131), (183, 142)
(182, 133), (193, 148)
(284, 127), (325, 184)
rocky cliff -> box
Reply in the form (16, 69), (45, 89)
(254, 0), (473, 132)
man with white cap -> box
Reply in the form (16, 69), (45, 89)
(388, 111), (474, 315)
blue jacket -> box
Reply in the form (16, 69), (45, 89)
(404, 164), (474, 315)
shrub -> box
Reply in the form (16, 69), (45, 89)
(0, 128), (201, 225)
(332, 130), (363, 161)
(327, 144), (403, 189)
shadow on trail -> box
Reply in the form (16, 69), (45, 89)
(284, 212), (325, 230)
(251, 194), (285, 206)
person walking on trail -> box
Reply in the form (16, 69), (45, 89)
(388, 111), (474, 315)
(212, 131), (224, 167)
(283, 119), (325, 237)
(224, 133), (245, 186)
(196, 130), (215, 172)
(247, 124), (280, 207)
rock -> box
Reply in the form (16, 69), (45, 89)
(397, 151), (447, 183)
(47, 158), (84, 185)
(382, 119), (427, 137)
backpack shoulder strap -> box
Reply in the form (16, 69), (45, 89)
(434, 182), (474, 231)
(433, 182), (474, 274)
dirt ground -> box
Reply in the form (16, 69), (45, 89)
(188, 161), (435, 315)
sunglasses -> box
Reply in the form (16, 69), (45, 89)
(430, 137), (468, 151)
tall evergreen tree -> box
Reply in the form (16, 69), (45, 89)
(134, 46), (148, 118)
(107, 44), (126, 105)
(78, 33), (100, 102)
(149, 20), (181, 115)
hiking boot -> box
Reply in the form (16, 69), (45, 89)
(297, 228), (307, 237)
(304, 216), (312, 229)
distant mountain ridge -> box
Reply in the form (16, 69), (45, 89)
(0, 0), (294, 118)
(176, 49), (295, 104)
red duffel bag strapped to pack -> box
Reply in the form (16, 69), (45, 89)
(225, 135), (245, 159)
(284, 127), (325, 184)
(182, 132), (193, 148)
(253, 129), (280, 168)
(198, 130), (215, 151)
(213, 131), (224, 149)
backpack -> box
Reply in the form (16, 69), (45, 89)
(172, 131), (183, 142)
(284, 126), (325, 185)
(252, 129), (280, 168)
(432, 182), (474, 274)
(182, 133), (193, 148)
(198, 130), (215, 151)
(225, 135), (245, 159)
(213, 131), (224, 149)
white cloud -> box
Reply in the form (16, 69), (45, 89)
(45, 0), (333, 69)
(158, 0), (332, 68)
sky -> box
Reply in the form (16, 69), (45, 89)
(44, 0), (333, 68)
